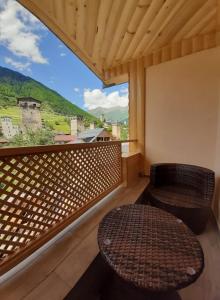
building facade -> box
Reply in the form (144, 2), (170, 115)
(1, 117), (20, 139)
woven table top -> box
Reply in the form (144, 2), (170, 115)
(98, 204), (204, 292)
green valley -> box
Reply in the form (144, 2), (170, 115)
(0, 66), (98, 134)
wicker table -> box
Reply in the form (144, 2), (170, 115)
(98, 204), (204, 299)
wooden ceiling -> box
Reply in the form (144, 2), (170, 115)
(19, 0), (218, 82)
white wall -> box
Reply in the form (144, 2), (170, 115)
(145, 47), (220, 225)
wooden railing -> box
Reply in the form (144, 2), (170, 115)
(0, 141), (122, 275)
(121, 139), (137, 153)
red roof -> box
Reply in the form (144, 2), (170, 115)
(54, 135), (76, 143)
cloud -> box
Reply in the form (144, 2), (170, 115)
(58, 44), (64, 48)
(74, 87), (79, 92)
(84, 89), (128, 110)
(4, 57), (31, 72)
(0, 0), (48, 64)
(60, 52), (66, 57)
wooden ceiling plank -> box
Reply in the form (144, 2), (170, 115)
(122, 0), (164, 62)
(60, 0), (77, 38)
(76, 0), (87, 48)
(100, 0), (125, 60)
(105, 0), (138, 68)
(85, 0), (100, 56)
(31, 0), (53, 17)
(92, 0), (113, 65)
(138, 0), (152, 6)
(148, 0), (207, 53)
(184, 8), (217, 39)
(66, 0), (77, 39)
(52, 0), (65, 22)
(172, 0), (216, 42)
(216, 0), (220, 45)
(114, 2), (150, 64)
(134, 0), (186, 58)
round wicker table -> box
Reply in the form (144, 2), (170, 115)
(98, 204), (204, 299)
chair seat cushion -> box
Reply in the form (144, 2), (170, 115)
(148, 184), (206, 208)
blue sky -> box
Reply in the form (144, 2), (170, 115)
(0, 0), (128, 111)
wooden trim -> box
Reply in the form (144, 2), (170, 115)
(136, 57), (145, 174)
(0, 141), (121, 157)
(128, 60), (137, 153)
(120, 139), (137, 144)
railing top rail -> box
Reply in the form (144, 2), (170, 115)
(0, 141), (121, 157)
(120, 139), (137, 143)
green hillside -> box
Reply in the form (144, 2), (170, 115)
(0, 66), (96, 123)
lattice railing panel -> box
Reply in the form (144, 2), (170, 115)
(0, 142), (122, 274)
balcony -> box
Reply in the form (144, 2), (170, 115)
(1, 1), (220, 299)
(0, 141), (219, 299)
(0, 141), (147, 299)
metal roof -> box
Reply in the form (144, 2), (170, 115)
(78, 128), (104, 139)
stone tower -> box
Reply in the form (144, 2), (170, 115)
(71, 116), (85, 136)
(112, 122), (121, 140)
(17, 97), (42, 132)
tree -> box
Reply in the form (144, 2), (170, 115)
(9, 128), (55, 147)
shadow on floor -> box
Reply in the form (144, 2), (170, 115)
(64, 253), (181, 300)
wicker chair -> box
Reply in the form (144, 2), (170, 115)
(146, 163), (215, 234)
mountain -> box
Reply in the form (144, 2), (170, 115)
(89, 106), (128, 122)
(0, 66), (95, 121)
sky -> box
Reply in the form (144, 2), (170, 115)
(0, 0), (128, 111)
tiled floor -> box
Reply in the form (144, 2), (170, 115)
(0, 178), (149, 300)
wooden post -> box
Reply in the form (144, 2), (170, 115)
(128, 58), (146, 174)
(136, 58), (145, 162)
(128, 60), (137, 153)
